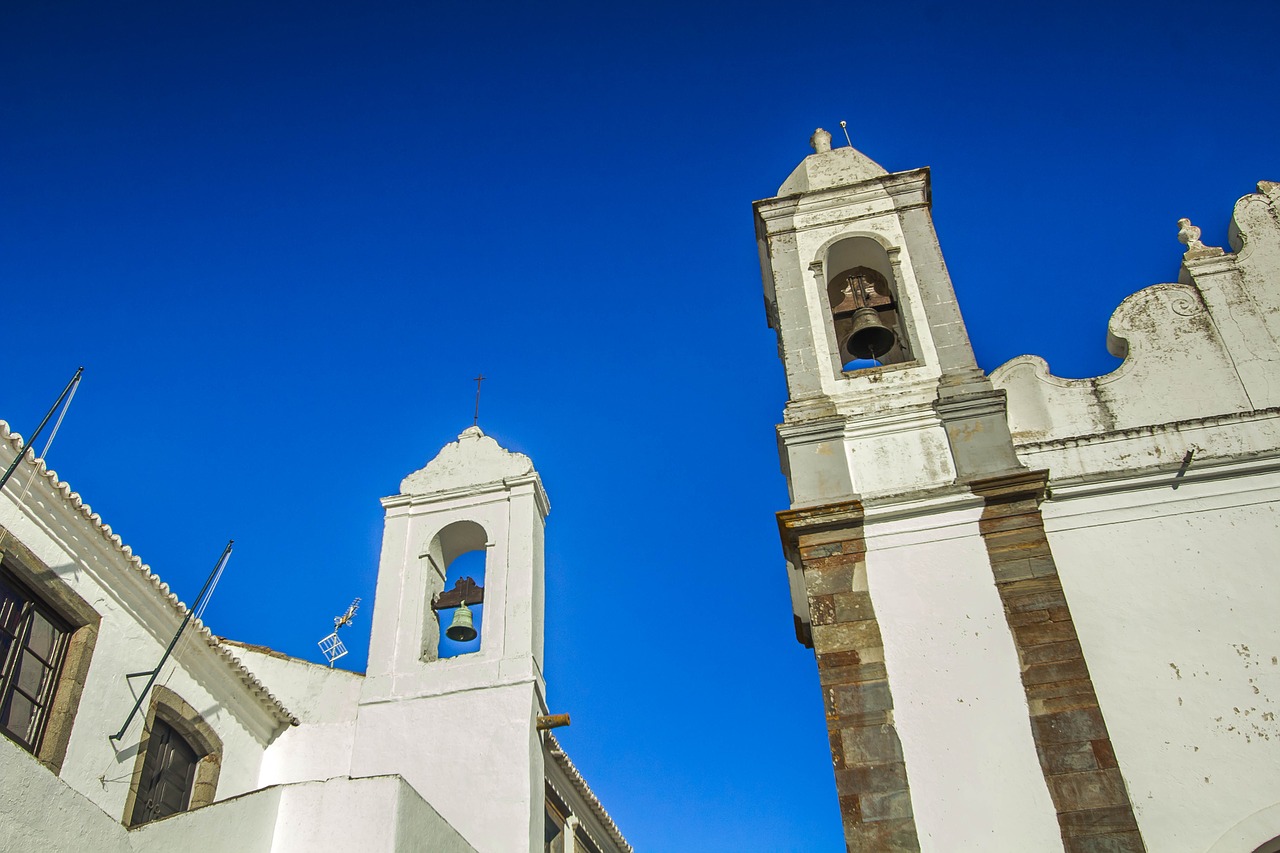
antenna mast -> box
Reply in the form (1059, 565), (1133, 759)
(318, 598), (361, 667)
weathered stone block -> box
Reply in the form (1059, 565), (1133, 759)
(836, 761), (910, 794)
(1021, 640), (1082, 665)
(830, 729), (846, 770)
(1002, 580), (1068, 612)
(820, 661), (888, 686)
(993, 558), (1036, 583)
(1040, 741), (1100, 774)
(810, 594), (837, 626)
(1033, 708), (1108, 744)
(831, 680), (894, 718)
(1091, 739), (1118, 770)
(1014, 620), (1077, 647)
(1029, 555), (1059, 578)
(818, 649), (864, 669)
(1058, 805), (1138, 836)
(1048, 769), (1129, 811)
(1007, 608), (1051, 626)
(800, 542), (844, 559)
(1022, 658), (1090, 686)
(844, 816), (921, 852)
(797, 527), (864, 549)
(860, 789), (914, 822)
(978, 512), (1044, 535)
(1063, 830), (1146, 853)
(840, 725), (904, 765)
(805, 562), (855, 595)
(984, 527), (1053, 556)
(1038, 693), (1105, 715)
(813, 619), (883, 654)
(833, 591), (876, 623)
(1026, 679), (1094, 703)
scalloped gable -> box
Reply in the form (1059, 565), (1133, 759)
(991, 180), (1280, 444)
(400, 426), (534, 496)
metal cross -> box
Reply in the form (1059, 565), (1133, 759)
(473, 374), (485, 426)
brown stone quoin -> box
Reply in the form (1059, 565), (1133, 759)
(972, 470), (1147, 853)
(778, 500), (922, 853)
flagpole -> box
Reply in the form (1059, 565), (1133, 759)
(110, 540), (234, 742)
(0, 367), (84, 493)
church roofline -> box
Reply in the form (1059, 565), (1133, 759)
(545, 733), (632, 853)
(0, 420), (299, 730)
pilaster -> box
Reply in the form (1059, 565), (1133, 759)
(778, 501), (921, 853)
(972, 471), (1146, 853)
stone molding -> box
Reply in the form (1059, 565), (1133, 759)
(121, 684), (224, 827)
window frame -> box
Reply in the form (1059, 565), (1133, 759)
(122, 685), (223, 828)
(0, 534), (99, 775)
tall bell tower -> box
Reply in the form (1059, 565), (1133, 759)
(756, 132), (1143, 851)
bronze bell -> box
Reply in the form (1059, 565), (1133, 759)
(445, 601), (478, 642)
(845, 307), (897, 360)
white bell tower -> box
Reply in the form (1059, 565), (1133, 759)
(354, 425), (549, 853)
(756, 132), (1143, 851)
(755, 127), (1023, 508)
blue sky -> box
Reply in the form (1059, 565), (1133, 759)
(3, 2), (1277, 850)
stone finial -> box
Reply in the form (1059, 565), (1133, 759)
(1177, 217), (1224, 260)
(1258, 180), (1280, 200)
(810, 128), (833, 154)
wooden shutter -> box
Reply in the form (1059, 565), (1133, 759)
(131, 718), (200, 825)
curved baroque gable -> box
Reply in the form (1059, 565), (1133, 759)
(400, 426), (534, 496)
(992, 180), (1280, 444)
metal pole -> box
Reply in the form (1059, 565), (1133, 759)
(110, 540), (233, 741)
(0, 367), (83, 493)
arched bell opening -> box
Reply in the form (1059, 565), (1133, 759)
(824, 237), (912, 371)
(421, 519), (488, 661)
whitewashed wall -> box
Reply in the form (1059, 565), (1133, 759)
(865, 502), (1064, 851)
(1044, 469), (1280, 853)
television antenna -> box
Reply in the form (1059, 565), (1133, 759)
(318, 598), (360, 667)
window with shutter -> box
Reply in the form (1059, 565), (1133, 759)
(0, 568), (70, 754)
(130, 717), (201, 826)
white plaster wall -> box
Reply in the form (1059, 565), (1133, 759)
(228, 645), (363, 787)
(130, 784), (282, 853)
(270, 775), (476, 853)
(0, 486), (275, 825)
(1044, 471), (1280, 853)
(351, 683), (542, 853)
(864, 504), (1064, 852)
(0, 737), (132, 853)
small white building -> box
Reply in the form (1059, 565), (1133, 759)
(754, 130), (1280, 852)
(0, 424), (629, 853)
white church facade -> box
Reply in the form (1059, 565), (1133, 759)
(755, 130), (1280, 852)
(4, 131), (1279, 853)
(0, 424), (629, 853)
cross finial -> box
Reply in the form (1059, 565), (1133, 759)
(473, 374), (485, 426)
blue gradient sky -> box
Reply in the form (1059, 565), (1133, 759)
(3, 2), (1276, 850)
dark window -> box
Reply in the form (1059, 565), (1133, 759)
(130, 718), (201, 826)
(0, 568), (70, 753)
